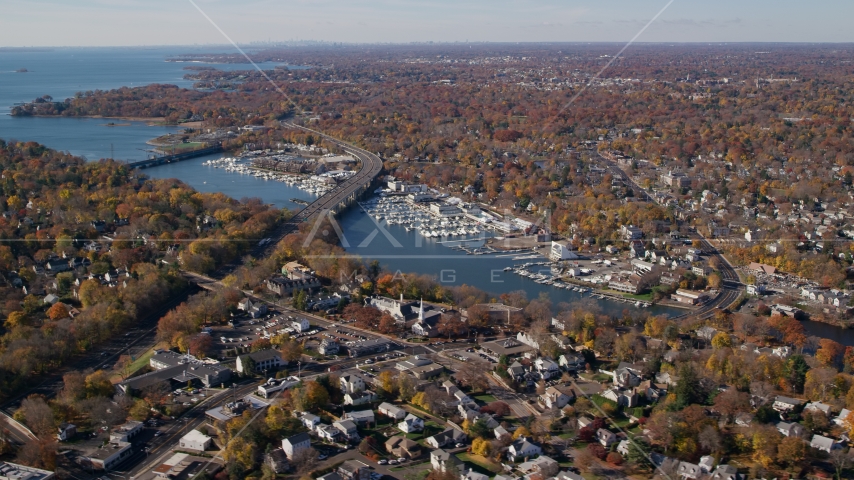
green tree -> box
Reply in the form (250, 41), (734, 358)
(672, 364), (703, 409)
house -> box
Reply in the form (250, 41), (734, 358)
(833, 408), (851, 427)
(540, 386), (572, 409)
(264, 449), (289, 475)
(602, 388), (639, 408)
(282, 432), (311, 459)
(775, 421), (804, 438)
(291, 318), (310, 333)
(179, 430), (212, 452)
(57, 423), (76, 442)
(558, 353), (586, 371)
(317, 473), (343, 480)
(518, 455), (559, 477)
(772, 396), (803, 413)
(236, 349), (283, 374)
(596, 429), (617, 447)
(696, 326), (718, 341)
(677, 461), (702, 479)
(295, 412), (320, 430)
(610, 363), (642, 388)
(517, 332), (541, 349)
(338, 460), (371, 480)
(316, 424), (345, 442)
(344, 390), (377, 406)
(621, 224), (643, 240)
(507, 361), (527, 381)
(333, 420), (359, 441)
(378, 402), (407, 420)
(709, 464), (742, 480)
(431, 449), (462, 473)
(534, 358), (561, 380)
(340, 374), (366, 394)
(398, 414), (425, 433)
(617, 439), (630, 456)
(319, 339), (340, 355)
(461, 471), (489, 480)
(810, 434), (841, 453)
(237, 298), (268, 318)
(494, 425), (510, 439)
(385, 435), (421, 459)
(342, 410), (375, 427)
(804, 401), (832, 417)
(734, 413), (753, 427)
(426, 428), (467, 448)
(508, 437), (542, 460)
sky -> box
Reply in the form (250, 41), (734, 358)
(2, 0), (854, 47)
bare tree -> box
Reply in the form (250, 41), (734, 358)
(454, 358), (491, 392)
(290, 447), (319, 475)
(829, 449), (851, 480)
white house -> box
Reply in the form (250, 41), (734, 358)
(333, 420), (359, 440)
(507, 437), (542, 460)
(179, 430), (212, 452)
(772, 396), (803, 413)
(295, 412), (320, 430)
(340, 374), (366, 394)
(282, 432), (311, 459)
(804, 401), (832, 417)
(291, 318), (310, 333)
(378, 402), (406, 420)
(810, 434), (841, 453)
(597, 429), (617, 447)
(534, 358), (561, 380)
(430, 449), (462, 473)
(398, 414), (425, 433)
(344, 390), (377, 406)
(833, 408), (851, 428)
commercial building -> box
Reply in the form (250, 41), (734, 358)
(0, 462), (54, 480)
(236, 349), (284, 374)
(670, 289), (709, 305)
(549, 242), (579, 261)
(179, 430), (213, 452)
(118, 350), (231, 393)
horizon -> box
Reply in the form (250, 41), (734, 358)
(4, 1), (854, 47)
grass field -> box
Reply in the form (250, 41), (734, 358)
(109, 347), (159, 382)
(160, 142), (206, 153)
(456, 453), (502, 474)
(474, 394), (497, 404)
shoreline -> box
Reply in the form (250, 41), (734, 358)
(13, 113), (174, 126)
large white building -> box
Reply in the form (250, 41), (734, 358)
(179, 430), (212, 452)
(549, 242), (579, 261)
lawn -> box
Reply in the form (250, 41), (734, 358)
(110, 347), (157, 382)
(621, 292), (654, 302)
(160, 142), (206, 153)
(390, 463), (431, 477)
(474, 394), (497, 404)
(456, 453), (502, 474)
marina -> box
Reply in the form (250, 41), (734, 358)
(200, 156), (353, 197)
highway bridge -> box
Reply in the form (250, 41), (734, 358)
(252, 122), (384, 256)
(126, 144), (223, 169)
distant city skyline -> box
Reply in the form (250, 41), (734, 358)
(2, 0), (853, 47)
